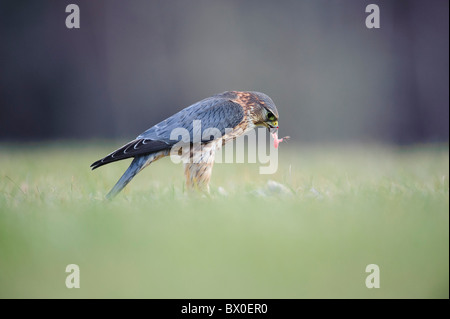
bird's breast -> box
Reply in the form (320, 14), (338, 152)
(221, 118), (254, 146)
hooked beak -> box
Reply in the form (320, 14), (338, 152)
(265, 121), (279, 134)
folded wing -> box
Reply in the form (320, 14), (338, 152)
(90, 139), (170, 170)
(91, 95), (244, 170)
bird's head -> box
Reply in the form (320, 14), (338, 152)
(221, 90), (281, 133)
(246, 91), (280, 133)
(260, 106), (279, 134)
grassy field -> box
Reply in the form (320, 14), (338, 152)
(0, 142), (448, 298)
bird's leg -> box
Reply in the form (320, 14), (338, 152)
(183, 142), (216, 193)
(184, 162), (214, 193)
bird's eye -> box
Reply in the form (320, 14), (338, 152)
(267, 112), (276, 121)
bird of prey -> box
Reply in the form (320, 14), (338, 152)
(91, 91), (288, 198)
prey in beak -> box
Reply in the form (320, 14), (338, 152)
(264, 119), (289, 149)
(270, 129), (289, 149)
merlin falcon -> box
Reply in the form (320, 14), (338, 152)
(91, 91), (287, 198)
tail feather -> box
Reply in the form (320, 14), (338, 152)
(105, 150), (169, 199)
(105, 157), (146, 199)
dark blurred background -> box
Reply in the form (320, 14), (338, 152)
(0, 0), (448, 144)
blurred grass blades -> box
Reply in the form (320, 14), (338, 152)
(0, 143), (448, 298)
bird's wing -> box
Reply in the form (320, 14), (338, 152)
(90, 139), (170, 169)
(91, 97), (244, 170)
(137, 97), (244, 143)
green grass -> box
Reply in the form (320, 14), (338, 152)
(0, 142), (448, 298)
